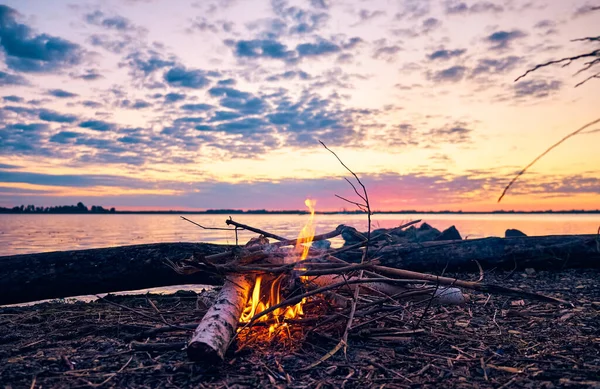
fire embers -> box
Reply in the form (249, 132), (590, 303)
(239, 274), (307, 338)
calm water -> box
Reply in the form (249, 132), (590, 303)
(1, 213), (599, 256)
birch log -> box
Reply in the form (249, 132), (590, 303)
(187, 274), (253, 363)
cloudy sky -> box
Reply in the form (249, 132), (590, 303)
(0, 0), (598, 211)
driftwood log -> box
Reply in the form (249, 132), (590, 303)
(0, 234), (598, 306)
(187, 274), (253, 362)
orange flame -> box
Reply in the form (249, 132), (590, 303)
(295, 198), (316, 262)
(239, 199), (316, 337)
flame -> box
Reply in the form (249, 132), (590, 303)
(238, 199), (316, 338)
(295, 198), (316, 261)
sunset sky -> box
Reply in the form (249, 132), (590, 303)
(0, 0), (598, 212)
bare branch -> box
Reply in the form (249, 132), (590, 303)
(498, 117), (600, 202)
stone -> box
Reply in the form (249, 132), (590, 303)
(435, 225), (462, 241)
(505, 228), (527, 237)
(311, 240), (331, 250)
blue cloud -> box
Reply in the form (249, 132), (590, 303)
(81, 100), (102, 108)
(79, 120), (115, 132)
(123, 50), (176, 76)
(514, 79), (562, 98)
(486, 30), (526, 50)
(164, 92), (186, 103)
(164, 66), (211, 88)
(119, 99), (152, 109)
(47, 89), (78, 98)
(3, 95), (23, 102)
(85, 10), (136, 32)
(208, 111), (243, 122)
(0, 5), (84, 73)
(234, 39), (293, 59)
(181, 103), (213, 111)
(0, 122), (48, 154)
(427, 48), (466, 61)
(49, 131), (81, 143)
(39, 109), (78, 123)
(0, 70), (28, 85)
(208, 87), (251, 99)
(471, 56), (522, 76)
(76, 69), (103, 81)
(217, 78), (236, 86)
(296, 40), (340, 57)
(428, 66), (467, 82)
(445, 1), (504, 14)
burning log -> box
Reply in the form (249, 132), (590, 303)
(187, 274), (254, 362)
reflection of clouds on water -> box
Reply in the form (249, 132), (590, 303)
(1, 214), (599, 257)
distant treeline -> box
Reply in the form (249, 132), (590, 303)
(0, 204), (598, 214)
(0, 202), (115, 214)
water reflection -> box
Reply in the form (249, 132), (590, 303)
(1, 213), (599, 256)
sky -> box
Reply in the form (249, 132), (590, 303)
(0, 0), (598, 212)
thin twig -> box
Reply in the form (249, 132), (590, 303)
(498, 117), (600, 202)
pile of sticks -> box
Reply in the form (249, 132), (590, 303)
(169, 219), (570, 365)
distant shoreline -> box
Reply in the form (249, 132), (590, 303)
(1, 210), (599, 215)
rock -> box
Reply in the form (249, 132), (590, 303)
(416, 228), (442, 242)
(435, 225), (462, 241)
(505, 228), (527, 237)
(419, 222), (434, 231)
(341, 226), (364, 245)
(311, 240), (331, 250)
(525, 268), (535, 275)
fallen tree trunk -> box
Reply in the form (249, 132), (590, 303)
(337, 234), (600, 272)
(187, 274), (253, 363)
(0, 243), (233, 306)
(1, 234), (598, 306)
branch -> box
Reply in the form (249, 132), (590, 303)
(498, 117), (600, 202)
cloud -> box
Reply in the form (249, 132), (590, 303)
(81, 100), (103, 108)
(0, 70), (28, 86)
(356, 9), (386, 24)
(74, 69), (103, 80)
(486, 30), (526, 50)
(424, 123), (473, 144)
(88, 34), (132, 54)
(445, 1), (504, 14)
(471, 56), (522, 76)
(427, 48), (466, 61)
(514, 79), (562, 98)
(231, 39), (294, 59)
(38, 109), (78, 123)
(181, 103), (213, 111)
(573, 4), (600, 17)
(296, 40), (340, 57)
(123, 50), (176, 76)
(163, 66), (212, 88)
(0, 122), (49, 154)
(164, 93), (186, 103)
(0, 169), (152, 188)
(79, 120), (115, 132)
(373, 45), (402, 61)
(270, 0), (329, 35)
(395, 0), (430, 20)
(226, 37), (361, 62)
(84, 10), (137, 32)
(422, 17), (442, 33)
(265, 70), (311, 82)
(3, 95), (23, 103)
(47, 89), (78, 98)
(428, 66), (468, 82)
(0, 5), (84, 73)
(119, 99), (152, 109)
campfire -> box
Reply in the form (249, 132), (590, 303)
(167, 143), (570, 366)
(171, 203), (568, 365)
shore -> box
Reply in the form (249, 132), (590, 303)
(1, 268), (598, 388)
